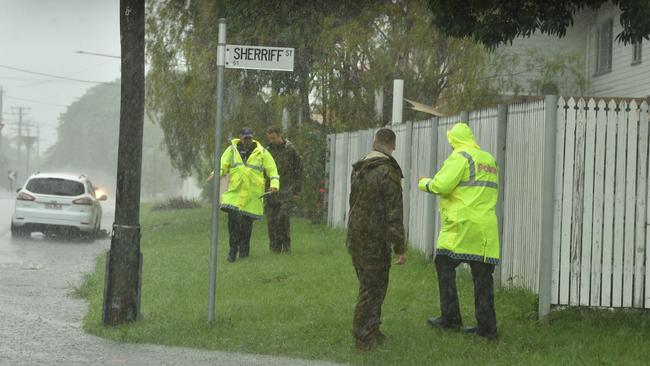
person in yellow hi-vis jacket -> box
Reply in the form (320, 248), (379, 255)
(418, 122), (500, 340)
(208, 127), (280, 262)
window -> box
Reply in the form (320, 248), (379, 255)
(595, 19), (613, 75)
(632, 41), (642, 65)
(26, 178), (85, 196)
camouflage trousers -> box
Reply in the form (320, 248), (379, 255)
(434, 254), (497, 336)
(353, 267), (389, 342)
(265, 200), (291, 253)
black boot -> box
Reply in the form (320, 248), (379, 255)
(227, 248), (237, 263)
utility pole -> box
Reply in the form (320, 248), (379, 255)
(11, 106), (30, 182)
(102, 0), (145, 326)
(36, 123), (40, 160)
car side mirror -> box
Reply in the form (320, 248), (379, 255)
(98, 194), (108, 201)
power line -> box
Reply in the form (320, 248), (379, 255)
(4, 95), (67, 108)
(11, 59), (117, 89)
(76, 50), (121, 59)
(0, 64), (110, 84)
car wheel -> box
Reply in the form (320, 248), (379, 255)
(10, 223), (29, 239)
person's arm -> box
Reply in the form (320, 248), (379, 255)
(263, 150), (280, 191)
(381, 168), (406, 262)
(418, 152), (466, 196)
(207, 146), (233, 181)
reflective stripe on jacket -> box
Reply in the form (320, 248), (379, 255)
(219, 139), (280, 219)
(418, 123), (500, 264)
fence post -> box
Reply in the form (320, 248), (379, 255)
(425, 118), (439, 260)
(339, 132), (348, 227)
(495, 104), (508, 287)
(402, 121), (414, 237)
(460, 111), (470, 124)
(538, 95), (559, 319)
(326, 134), (336, 226)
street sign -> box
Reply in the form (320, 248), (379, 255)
(8, 170), (17, 181)
(225, 45), (294, 72)
(209, 22), (295, 325)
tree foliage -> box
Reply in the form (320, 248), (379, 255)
(427, 0), (650, 48)
(146, 0), (506, 173)
(145, 0), (555, 219)
(45, 82), (181, 199)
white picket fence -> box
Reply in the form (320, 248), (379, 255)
(325, 95), (650, 315)
(552, 97), (650, 308)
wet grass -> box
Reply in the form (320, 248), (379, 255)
(80, 206), (650, 365)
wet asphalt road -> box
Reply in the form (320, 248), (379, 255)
(0, 191), (344, 366)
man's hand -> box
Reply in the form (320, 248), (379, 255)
(396, 254), (407, 265)
(418, 176), (428, 183)
(270, 187), (278, 192)
(206, 174), (214, 183)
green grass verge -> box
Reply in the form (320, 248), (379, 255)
(80, 206), (650, 365)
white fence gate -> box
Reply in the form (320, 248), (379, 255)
(551, 97), (650, 309)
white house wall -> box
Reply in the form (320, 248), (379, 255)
(497, 1), (649, 99)
(496, 12), (590, 96)
(587, 3), (650, 98)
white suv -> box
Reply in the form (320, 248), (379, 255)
(11, 173), (107, 240)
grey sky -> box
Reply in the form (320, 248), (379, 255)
(0, 0), (120, 150)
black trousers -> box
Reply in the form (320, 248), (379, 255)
(434, 254), (497, 336)
(353, 267), (390, 342)
(266, 200), (291, 253)
(227, 211), (253, 259)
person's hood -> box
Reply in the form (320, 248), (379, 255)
(447, 122), (480, 150)
(232, 138), (261, 150)
(352, 150), (404, 179)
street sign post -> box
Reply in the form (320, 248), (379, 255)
(225, 45), (294, 72)
(208, 19), (294, 325)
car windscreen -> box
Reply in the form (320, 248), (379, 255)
(26, 178), (85, 196)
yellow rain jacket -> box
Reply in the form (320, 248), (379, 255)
(218, 139), (280, 219)
(418, 123), (500, 264)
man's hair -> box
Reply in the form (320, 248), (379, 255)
(266, 126), (283, 135)
(375, 128), (396, 146)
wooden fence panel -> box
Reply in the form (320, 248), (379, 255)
(551, 97), (567, 304)
(623, 101), (638, 307)
(559, 97), (577, 305)
(601, 99), (619, 307)
(633, 101), (648, 308)
(612, 101), (628, 308)
(580, 98), (597, 306)
(590, 99), (608, 306)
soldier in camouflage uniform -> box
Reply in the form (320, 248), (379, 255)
(265, 126), (303, 253)
(346, 128), (407, 351)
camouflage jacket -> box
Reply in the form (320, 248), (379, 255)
(346, 150), (406, 269)
(266, 139), (302, 201)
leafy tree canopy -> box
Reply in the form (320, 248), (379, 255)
(427, 0), (650, 47)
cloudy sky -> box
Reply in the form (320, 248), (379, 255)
(0, 0), (121, 150)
